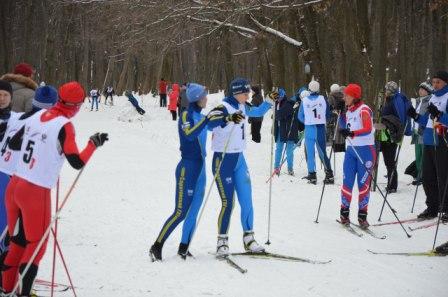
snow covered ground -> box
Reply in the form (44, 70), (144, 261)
(37, 92), (447, 297)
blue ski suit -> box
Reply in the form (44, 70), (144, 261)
(339, 102), (376, 211)
(298, 93), (332, 173)
(211, 96), (272, 234)
(155, 103), (223, 246)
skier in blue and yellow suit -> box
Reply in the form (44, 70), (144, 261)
(149, 83), (235, 261)
(211, 77), (276, 256)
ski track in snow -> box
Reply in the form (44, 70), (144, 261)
(37, 93), (447, 297)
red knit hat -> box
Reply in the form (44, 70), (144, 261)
(58, 81), (85, 105)
(13, 63), (34, 77)
(344, 83), (362, 99)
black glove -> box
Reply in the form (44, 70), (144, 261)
(206, 107), (224, 120)
(339, 128), (354, 139)
(90, 133), (109, 147)
(225, 111), (245, 124)
(407, 106), (419, 120)
(427, 103), (442, 120)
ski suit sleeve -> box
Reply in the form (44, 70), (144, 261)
(180, 111), (209, 141)
(207, 106), (229, 130)
(338, 113), (347, 129)
(352, 108), (373, 137)
(245, 101), (272, 117)
(438, 105), (448, 126)
(416, 113), (429, 127)
(58, 122), (96, 170)
(325, 99), (332, 120)
(298, 103), (305, 124)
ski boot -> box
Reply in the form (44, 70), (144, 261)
(243, 231), (265, 253)
(149, 242), (163, 262)
(417, 208), (438, 220)
(441, 213), (448, 223)
(323, 169), (334, 185)
(358, 210), (369, 229)
(287, 169), (295, 176)
(340, 207), (350, 225)
(303, 172), (317, 185)
(216, 235), (229, 257)
(435, 241), (448, 255)
(178, 243), (194, 260)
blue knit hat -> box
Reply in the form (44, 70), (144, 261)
(33, 85), (58, 110)
(229, 77), (251, 96)
(278, 88), (286, 100)
(186, 83), (207, 103)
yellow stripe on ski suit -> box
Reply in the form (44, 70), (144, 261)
(181, 111), (206, 136)
(215, 156), (234, 234)
(157, 166), (186, 242)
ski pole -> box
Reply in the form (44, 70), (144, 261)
(50, 179), (60, 297)
(377, 120), (409, 221)
(346, 138), (412, 238)
(266, 103), (276, 245)
(315, 112), (341, 223)
(186, 123), (237, 256)
(265, 135), (303, 183)
(8, 168), (85, 297)
(50, 228), (78, 297)
(411, 171), (422, 213)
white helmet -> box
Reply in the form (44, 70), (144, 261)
(330, 83), (340, 93)
(308, 80), (320, 93)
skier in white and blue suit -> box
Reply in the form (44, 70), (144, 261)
(149, 83), (233, 261)
(211, 77), (276, 256)
(298, 79), (334, 185)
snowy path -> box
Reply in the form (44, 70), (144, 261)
(36, 93), (447, 297)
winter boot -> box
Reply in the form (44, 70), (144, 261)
(178, 243), (193, 260)
(216, 235), (229, 257)
(243, 231), (265, 253)
(149, 242), (163, 261)
(358, 210), (369, 229)
(288, 169), (295, 176)
(435, 241), (448, 255)
(417, 208), (438, 220)
(340, 207), (350, 225)
(441, 213), (448, 223)
(323, 169), (334, 184)
(303, 172), (317, 185)
(385, 186), (397, 194)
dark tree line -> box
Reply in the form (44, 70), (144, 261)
(0, 0), (447, 104)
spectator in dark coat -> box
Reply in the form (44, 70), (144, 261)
(249, 86), (264, 143)
(379, 81), (411, 193)
(273, 88), (302, 175)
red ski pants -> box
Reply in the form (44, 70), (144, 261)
(2, 175), (51, 292)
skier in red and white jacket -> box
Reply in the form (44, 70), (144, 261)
(1, 81), (108, 297)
